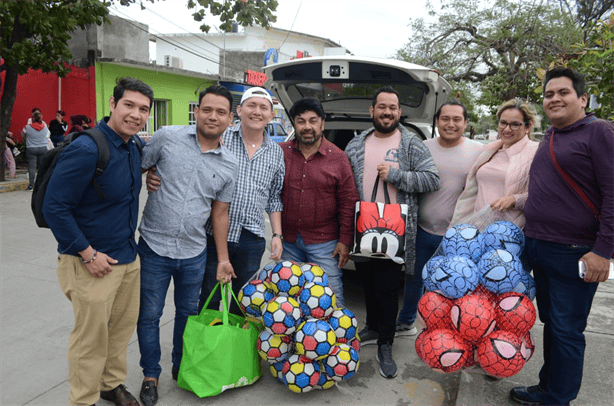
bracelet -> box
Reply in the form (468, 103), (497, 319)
(82, 250), (97, 264)
(219, 260), (230, 266)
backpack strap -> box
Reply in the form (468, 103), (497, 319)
(72, 128), (110, 200)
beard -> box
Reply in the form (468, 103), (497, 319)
(297, 130), (322, 145)
(373, 115), (399, 134)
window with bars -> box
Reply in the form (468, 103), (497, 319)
(138, 99), (169, 138)
(189, 101), (198, 125)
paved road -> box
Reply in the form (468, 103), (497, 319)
(1, 186), (612, 406)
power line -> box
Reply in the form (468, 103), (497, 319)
(108, 5), (260, 74)
(279, 1), (302, 50)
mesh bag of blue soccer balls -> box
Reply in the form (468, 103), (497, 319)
(237, 260), (360, 393)
(416, 220), (537, 378)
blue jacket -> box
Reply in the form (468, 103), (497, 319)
(43, 118), (143, 264)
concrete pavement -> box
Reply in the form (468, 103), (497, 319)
(1, 184), (612, 406)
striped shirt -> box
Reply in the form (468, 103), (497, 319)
(206, 123), (285, 242)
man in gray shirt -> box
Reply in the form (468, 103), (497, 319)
(136, 85), (237, 406)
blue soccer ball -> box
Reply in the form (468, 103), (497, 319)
(257, 262), (276, 283)
(477, 249), (523, 294)
(300, 262), (329, 287)
(422, 255), (446, 292)
(432, 255), (479, 299)
(512, 269), (536, 300)
(441, 223), (483, 263)
(482, 221), (525, 257)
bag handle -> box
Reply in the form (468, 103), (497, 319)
(370, 175), (391, 204)
(549, 130), (600, 219)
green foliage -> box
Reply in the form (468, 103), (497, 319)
(0, 0), (110, 77)
(397, 0), (582, 111)
(567, 14), (614, 120)
(120, 0), (278, 33)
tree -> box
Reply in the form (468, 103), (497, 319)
(397, 0), (582, 113)
(538, 12), (614, 120)
(1, 0), (278, 180)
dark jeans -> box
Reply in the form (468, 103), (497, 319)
(50, 134), (65, 147)
(355, 258), (404, 346)
(398, 227), (443, 325)
(26, 146), (47, 188)
(527, 237), (598, 405)
(136, 238), (207, 378)
(199, 229), (266, 315)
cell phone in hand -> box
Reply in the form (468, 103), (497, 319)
(578, 260), (614, 280)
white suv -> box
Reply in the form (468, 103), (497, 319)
(263, 55), (452, 150)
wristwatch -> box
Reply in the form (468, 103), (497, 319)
(272, 233), (284, 241)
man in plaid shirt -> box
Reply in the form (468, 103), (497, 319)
(199, 87), (285, 313)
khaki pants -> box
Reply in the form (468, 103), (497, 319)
(57, 254), (140, 406)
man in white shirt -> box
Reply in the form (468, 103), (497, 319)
(396, 99), (483, 336)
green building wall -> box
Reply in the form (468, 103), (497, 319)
(95, 62), (216, 132)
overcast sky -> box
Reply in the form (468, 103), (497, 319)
(109, 0), (428, 59)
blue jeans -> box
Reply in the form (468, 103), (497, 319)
(527, 237), (598, 405)
(397, 227), (443, 325)
(136, 238), (207, 379)
(281, 234), (345, 306)
(199, 229), (266, 315)
(26, 146), (47, 188)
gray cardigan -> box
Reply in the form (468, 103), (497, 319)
(345, 125), (440, 274)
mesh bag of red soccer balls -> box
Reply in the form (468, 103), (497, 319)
(237, 260), (360, 393)
(416, 219), (537, 378)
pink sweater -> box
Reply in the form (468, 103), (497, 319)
(451, 136), (539, 229)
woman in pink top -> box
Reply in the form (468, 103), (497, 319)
(451, 99), (540, 229)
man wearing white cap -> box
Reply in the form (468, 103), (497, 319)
(199, 86), (285, 313)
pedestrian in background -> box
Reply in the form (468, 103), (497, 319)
(396, 99), (483, 337)
(3, 131), (17, 178)
(345, 86), (440, 379)
(43, 77), (154, 406)
(23, 111), (49, 190)
(68, 115), (84, 134)
(279, 97), (359, 307)
(49, 110), (68, 147)
(510, 67), (614, 406)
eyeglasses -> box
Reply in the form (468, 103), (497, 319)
(498, 121), (526, 131)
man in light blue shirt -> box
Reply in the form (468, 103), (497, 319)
(137, 85), (237, 406)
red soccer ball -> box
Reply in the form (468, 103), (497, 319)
(473, 284), (497, 304)
(414, 329), (428, 360)
(495, 292), (536, 335)
(476, 330), (525, 378)
(417, 291), (454, 330)
(450, 294), (497, 343)
(419, 328), (471, 373)
(519, 330), (535, 362)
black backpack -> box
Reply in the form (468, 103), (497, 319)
(31, 127), (143, 228)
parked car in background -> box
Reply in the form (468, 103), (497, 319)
(267, 119), (294, 143)
(264, 55), (452, 151)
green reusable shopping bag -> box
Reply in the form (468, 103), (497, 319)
(178, 282), (264, 397)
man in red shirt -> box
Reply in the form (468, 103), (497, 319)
(279, 98), (359, 306)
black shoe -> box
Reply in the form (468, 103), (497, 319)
(357, 325), (378, 346)
(510, 385), (549, 405)
(139, 380), (158, 406)
(376, 344), (397, 378)
(172, 366), (179, 381)
(100, 384), (140, 406)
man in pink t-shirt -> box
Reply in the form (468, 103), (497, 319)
(396, 100), (483, 336)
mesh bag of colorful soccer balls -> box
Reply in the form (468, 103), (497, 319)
(237, 260), (360, 393)
(416, 218), (537, 378)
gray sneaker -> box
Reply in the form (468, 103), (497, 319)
(395, 322), (418, 337)
(357, 325), (378, 346)
(376, 344), (397, 378)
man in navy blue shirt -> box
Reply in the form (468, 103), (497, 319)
(43, 77), (153, 406)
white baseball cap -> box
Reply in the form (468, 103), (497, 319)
(240, 87), (274, 107)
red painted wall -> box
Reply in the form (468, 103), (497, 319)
(2, 65), (96, 143)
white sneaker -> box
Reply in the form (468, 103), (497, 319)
(395, 322), (417, 337)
